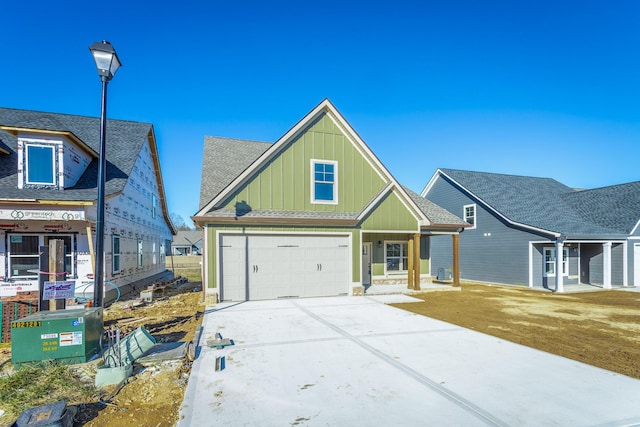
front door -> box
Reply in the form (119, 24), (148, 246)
(362, 242), (372, 287)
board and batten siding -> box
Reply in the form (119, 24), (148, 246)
(360, 190), (421, 231)
(426, 175), (551, 286)
(220, 114), (387, 214)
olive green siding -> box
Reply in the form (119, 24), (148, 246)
(205, 224), (360, 288)
(360, 190), (420, 231)
(221, 114), (387, 213)
(205, 224), (215, 289)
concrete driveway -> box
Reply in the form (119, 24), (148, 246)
(178, 295), (640, 426)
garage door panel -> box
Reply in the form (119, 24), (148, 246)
(220, 234), (350, 301)
(219, 235), (247, 302)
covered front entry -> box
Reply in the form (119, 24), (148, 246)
(219, 234), (350, 301)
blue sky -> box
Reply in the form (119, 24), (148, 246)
(2, 1), (639, 225)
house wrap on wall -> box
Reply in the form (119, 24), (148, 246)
(0, 107), (175, 303)
(422, 168), (640, 291)
(193, 99), (468, 302)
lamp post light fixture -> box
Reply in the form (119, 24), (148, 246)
(89, 40), (121, 308)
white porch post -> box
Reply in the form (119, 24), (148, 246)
(603, 242), (612, 289)
(555, 239), (564, 293)
(622, 241), (628, 287)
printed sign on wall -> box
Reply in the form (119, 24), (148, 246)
(42, 281), (75, 300)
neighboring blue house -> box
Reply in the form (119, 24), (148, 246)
(421, 168), (640, 292)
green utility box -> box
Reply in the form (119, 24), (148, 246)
(11, 308), (103, 367)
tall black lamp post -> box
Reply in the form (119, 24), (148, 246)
(89, 40), (121, 307)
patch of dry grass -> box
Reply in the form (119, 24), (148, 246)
(393, 283), (640, 379)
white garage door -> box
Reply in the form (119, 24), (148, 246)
(219, 234), (350, 301)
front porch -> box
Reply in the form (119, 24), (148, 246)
(362, 231), (462, 290)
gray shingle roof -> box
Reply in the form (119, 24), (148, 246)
(172, 230), (203, 247)
(403, 186), (468, 227)
(0, 107), (152, 201)
(438, 168), (636, 237)
(562, 181), (640, 234)
(199, 136), (271, 209)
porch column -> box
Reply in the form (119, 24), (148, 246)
(413, 233), (421, 290)
(603, 242), (612, 289)
(452, 234), (460, 287)
(555, 239), (564, 293)
(407, 236), (414, 289)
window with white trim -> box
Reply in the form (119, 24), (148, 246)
(25, 143), (56, 186)
(544, 247), (568, 277)
(112, 235), (121, 274)
(311, 160), (337, 204)
(464, 204), (476, 229)
(385, 241), (408, 273)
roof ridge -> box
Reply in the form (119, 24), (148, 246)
(0, 106), (152, 126)
(204, 135), (272, 145)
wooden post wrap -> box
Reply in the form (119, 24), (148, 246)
(49, 239), (65, 310)
(413, 233), (421, 290)
(452, 234), (460, 287)
(407, 236), (414, 289)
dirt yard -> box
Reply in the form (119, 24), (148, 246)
(0, 284), (205, 427)
(393, 283), (640, 379)
(78, 286), (205, 427)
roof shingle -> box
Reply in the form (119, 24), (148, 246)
(0, 107), (152, 201)
(437, 168), (636, 237)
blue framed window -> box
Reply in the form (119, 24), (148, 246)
(312, 160), (337, 203)
(26, 144), (56, 185)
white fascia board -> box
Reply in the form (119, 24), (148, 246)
(392, 185), (429, 224)
(630, 218), (640, 235)
(197, 100), (352, 216)
(420, 169), (443, 197)
(195, 102), (329, 216)
(356, 182), (394, 221)
(323, 103), (428, 225)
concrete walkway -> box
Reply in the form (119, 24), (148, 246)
(178, 295), (640, 426)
